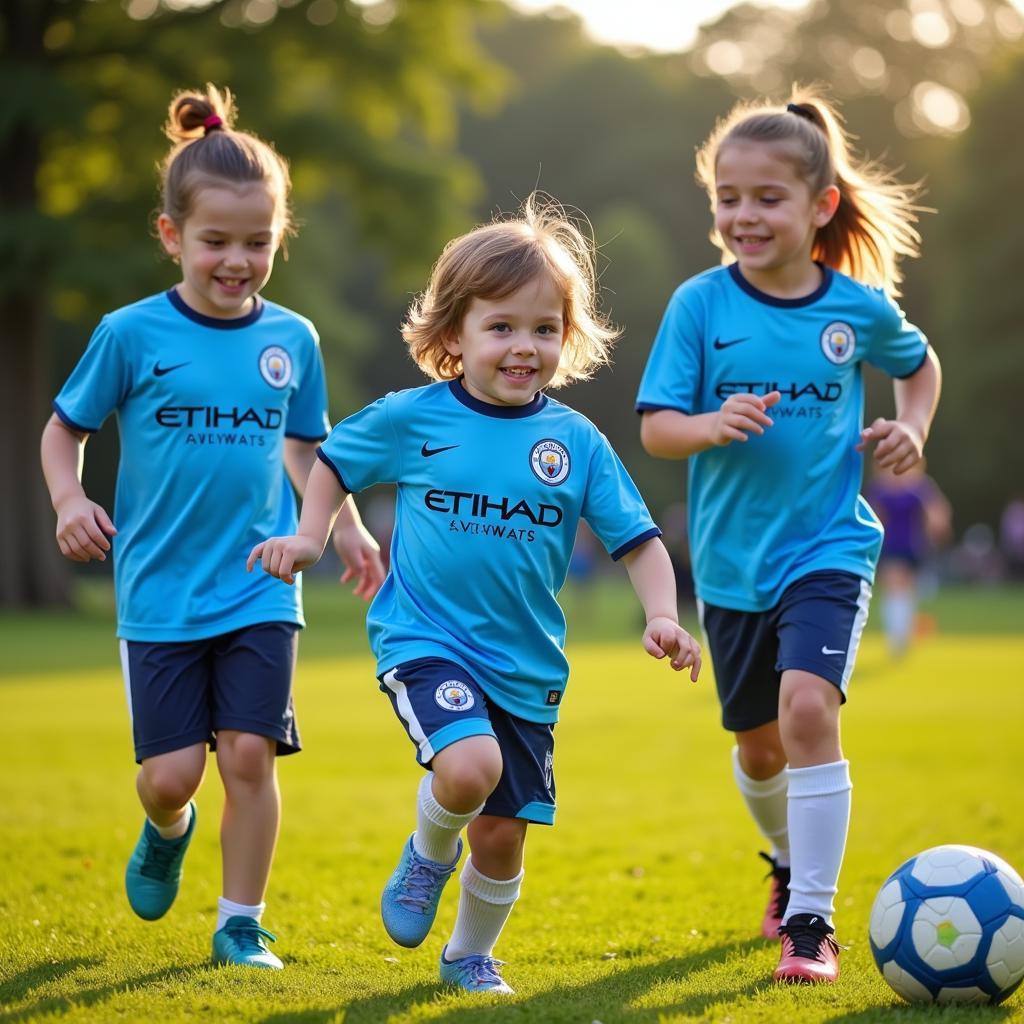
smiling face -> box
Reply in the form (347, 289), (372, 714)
(714, 140), (839, 296)
(157, 181), (280, 319)
(444, 273), (566, 406)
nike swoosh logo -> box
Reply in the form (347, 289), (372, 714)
(421, 442), (460, 458)
(154, 361), (190, 377)
(821, 646), (845, 656)
(713, 336), (751, 350)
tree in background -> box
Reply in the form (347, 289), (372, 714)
(0, 0), (498, 607)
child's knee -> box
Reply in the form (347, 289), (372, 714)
(140, 760), (202, 809)
(432, 737), (503, 807)
(216, 731), (276, 785)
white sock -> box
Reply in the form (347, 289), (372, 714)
(217, 896), (265, 931)
(413, 772), (482, 864)
(732, 747), (790, 866)
(784, 760), (852, 927)
(445, 858), (523, 961)
(152, 802), (191, 840)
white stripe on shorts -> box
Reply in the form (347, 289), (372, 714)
(119, 639), (134, 727)
(381, 666), (434, 763)
(840, 579), (873, 694)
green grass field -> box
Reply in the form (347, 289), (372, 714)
(2, 582), (1023, 1022)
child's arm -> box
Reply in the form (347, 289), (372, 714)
(284, 439), (385, 600)
(620, 537), (701, 681)
(640, 391), (782, 460)
(857, 348), (941, 474)
(40, 413), (117, 562)
(247, 458), (347, 585)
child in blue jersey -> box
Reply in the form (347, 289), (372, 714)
(249, 195), (702, 994)
(637, 89), (941, 984)
(40, 85), (384, 969)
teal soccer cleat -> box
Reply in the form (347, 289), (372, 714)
(439, 946), (514, 994)
(124, 801), (197, 920)
(212, 915), (283, 969)
(380, 833), (462, 948)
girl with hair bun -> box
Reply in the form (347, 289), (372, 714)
(41, 84), (384, 969)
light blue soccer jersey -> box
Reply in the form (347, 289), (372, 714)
(636, 264), (929, 612)
(318, 379), (660, 723)
(54, 289), (329, 641)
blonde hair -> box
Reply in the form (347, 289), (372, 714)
(159, 83), (294, 248)
(402, 195), (618, 388)
(695, 86), (924, 295)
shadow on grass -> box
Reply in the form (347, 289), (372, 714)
(0, 961), (198, 1023)
(337, 941), (758, 1024)
(825, 1002), (1020, 1022)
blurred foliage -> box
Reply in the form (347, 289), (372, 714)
(4, 0), (1024, 605)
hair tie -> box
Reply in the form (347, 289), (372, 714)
(786, 102), (814, 123)
(202, 114), (224, 135)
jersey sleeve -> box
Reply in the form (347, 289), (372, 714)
(53, 318), (132, 432)
(581, 433), (661, 561)
(863, 290), (929, 379)
(317, 394), (400, 493)
(635, 284), (704, 414)
(284, 329), (330, 442)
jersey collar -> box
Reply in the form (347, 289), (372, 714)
(447, 377), (548, 418)
(166, 288), (265, 329)
(728, 262), (833, 308)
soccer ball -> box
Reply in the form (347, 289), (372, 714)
(869, 844), (1024, 1004)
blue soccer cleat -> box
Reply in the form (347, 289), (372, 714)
(125, 800), (197, 920)
(380, 833), (462, 948)
(439, 945), (514, 994)
(212, 915), (283, 969)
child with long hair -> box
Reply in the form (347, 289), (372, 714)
(249, 195), (701, 993)
(637, 89), (941, 983)
(40, 84), (384, 968)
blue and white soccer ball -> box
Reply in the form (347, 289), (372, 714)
(869, 844), (1024, 1005)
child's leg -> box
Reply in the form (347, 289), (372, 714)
(414, 734), (501, 862)
(215, 730), (279, 908)
(778, 669), (849, 926)
(733, 723), (789, 863)
(136, 744), (206, 831)
(445, 815), (526, 962)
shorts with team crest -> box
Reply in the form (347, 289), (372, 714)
(379, 657), (556, 825)
(699, 570), (872, 732)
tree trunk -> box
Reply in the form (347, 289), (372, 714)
(1, 0), (73, 606)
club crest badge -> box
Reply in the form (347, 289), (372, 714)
(530, 439), (571, 486)
(259, 346), (292, 388)
(435, 680), (475, 713)
(820, 321), (856, 365)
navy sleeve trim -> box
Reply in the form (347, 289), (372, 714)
(894, 345), (930, 380)
(315, 446), (352, 493)
(285, 430), (329, 443)
(52, 400), (97, 434)
(635, 402), (692, 415)
(611, 527), (662, 562)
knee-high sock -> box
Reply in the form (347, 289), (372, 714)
(414, 771), (482, 864)
(732, 746), (790, 866)
(445, 858), (523, 961)
(784, 760), (852, 927)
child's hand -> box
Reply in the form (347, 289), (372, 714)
(710, 390), (781, 446)
(643, 616), (702, 681)
(331, 521), (386, 601)
(54, 495), (117, 562)
(246, 535), (322, 586)
(856, 417), (924, 474)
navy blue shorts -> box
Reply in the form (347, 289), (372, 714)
(699, 571), (872, 732)
(379, 657), (556, 825)
(120, 622), (300, 763)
